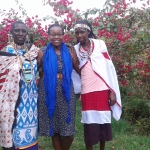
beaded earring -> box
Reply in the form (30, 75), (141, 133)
(7, 33), (13, 44)
(25, 35), (30, 43)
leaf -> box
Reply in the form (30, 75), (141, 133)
(107, 27), (111, 31)
(98, 21), (105, 29)
(107, 22), (115, 28)
(93, 30), (98, 35)
(89, 9), (98, 15)
(130, 31), (137, 37)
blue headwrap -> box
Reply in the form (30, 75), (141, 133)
(44, 42), (73, 136)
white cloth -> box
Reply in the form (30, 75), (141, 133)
(81, 110), (111, 124)
(71, 70), (81, 94)
(74, 39), (122, 121)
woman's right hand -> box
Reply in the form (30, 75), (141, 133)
(39, 70), (44, 78)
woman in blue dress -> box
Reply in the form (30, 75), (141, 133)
(38, 23), (80, 150)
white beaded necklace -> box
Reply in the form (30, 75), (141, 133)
(79, 39), (93, 60)
(13, 43), (34, 85)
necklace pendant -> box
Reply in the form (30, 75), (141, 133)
(27, 83), (30, 89)
(24, 74), (33, 81)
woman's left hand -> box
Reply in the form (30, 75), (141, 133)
(109, 91), (116, 106)
(68, 46), (81, 75)
(69, 46), (76, 57)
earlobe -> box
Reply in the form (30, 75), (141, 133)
(8, 33), (13, 44)
(10, 30), (13, 35)
(9, 31), (14, 39)
(25, 35), (30, 43)
(48, 36), (51, 42)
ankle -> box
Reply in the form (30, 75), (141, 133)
(100, 140), (105, 150)
(86, 145), (93, 150)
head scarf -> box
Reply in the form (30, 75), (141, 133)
(74, 20), (97, 39)
(74, 24), (91, 31)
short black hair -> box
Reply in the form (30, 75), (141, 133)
(47, 23), (64, 35)
(11, 21), (27, 31)
(75, 20), (97, 39)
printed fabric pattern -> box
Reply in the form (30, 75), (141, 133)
(0, 44), (39, 148)
(13, 58), (38, 148)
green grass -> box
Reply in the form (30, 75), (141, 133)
(38, 100), (150, 150)
(1, 100), (150, 150)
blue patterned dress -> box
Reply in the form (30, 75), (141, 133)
(38, 54), (76, 137)
(6, 46), (38, 148)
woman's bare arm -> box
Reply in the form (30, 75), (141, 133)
(109, 91), (116, 106)
(37, 50), (43, 70)
(69, 46), (81, 76)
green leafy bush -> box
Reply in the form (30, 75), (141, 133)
(124, 98), (150, 135)
(136, 117), (150, 136)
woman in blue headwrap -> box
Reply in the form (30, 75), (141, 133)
(38, 23), (80, 150)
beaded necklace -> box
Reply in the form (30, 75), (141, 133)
(13, 43), (34, 84)
(79, 39), (93, 60)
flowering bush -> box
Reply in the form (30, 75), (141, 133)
(0, 0), (150, 133)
